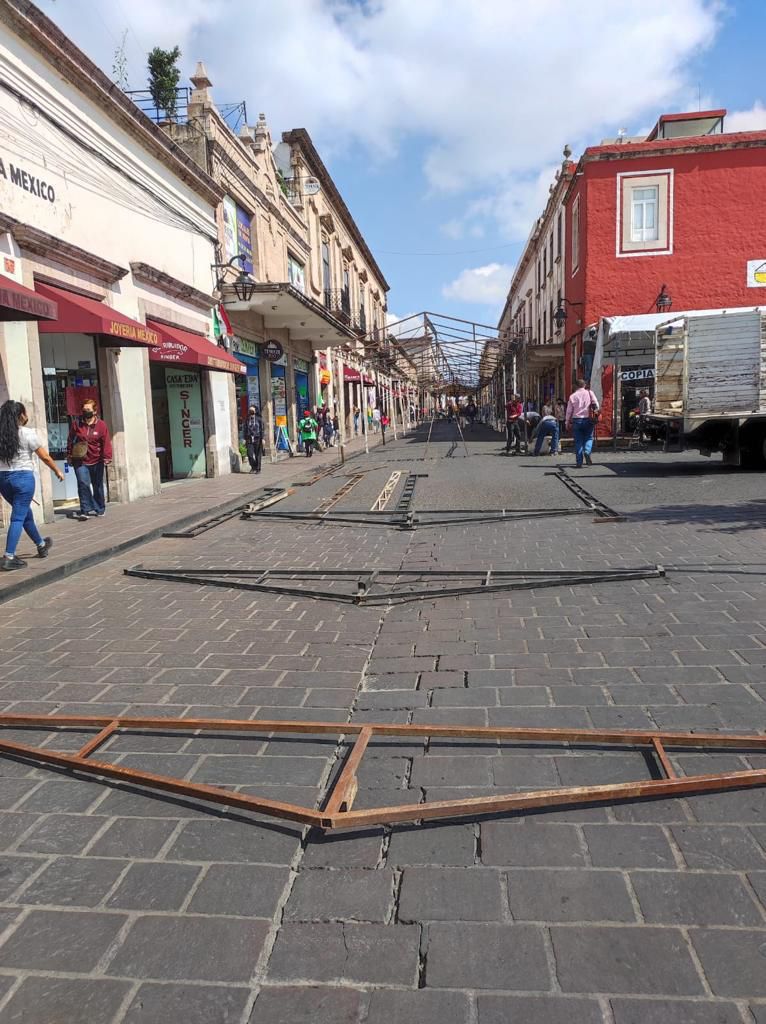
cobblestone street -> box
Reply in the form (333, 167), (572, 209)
(0, 421), (765, 1024)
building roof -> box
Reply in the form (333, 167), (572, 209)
(281, 128), (389, 293)
(646, 109), (726, 141)
(1, 0), (222, 210)
(582, 128), (766, 161)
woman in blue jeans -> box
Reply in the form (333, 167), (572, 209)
(0, 400), (63, 572)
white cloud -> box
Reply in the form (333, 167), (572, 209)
(45, 0), (723, 240)
(727, 101), (766, 133)
(442, 263), (513, 305)
(386, 311), (422, 337)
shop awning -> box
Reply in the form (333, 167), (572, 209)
(0, 274), (58, 322)
(36, 283), (160, 346)
(343, 365), (362, 383)
(148, 320), (246, 375)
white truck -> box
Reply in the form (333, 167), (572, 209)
(650, 309), (766, 469)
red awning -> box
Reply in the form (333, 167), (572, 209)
(36, 283), (160, 346)
(0, 274), (58, 322)
(343, 365), (362, 383)
(363, 376), (375, 386)
(148, 320), (246, 375)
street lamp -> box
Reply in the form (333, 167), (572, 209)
(655, 283), (672, 313)
(212, 253), (255, 302)
(553, 297), (583, 331)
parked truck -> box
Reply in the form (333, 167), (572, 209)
(649, 309), (766, 468)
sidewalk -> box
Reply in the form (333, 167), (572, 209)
(0, 429), (384, 605)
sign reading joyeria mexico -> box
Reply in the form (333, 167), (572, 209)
(263, 339), (284, 361)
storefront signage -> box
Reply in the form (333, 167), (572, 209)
(108, 320), (159, 345)
(263, 339), (284, 361)
(232, 336), (259, 359)
(293, 357), (310, 372)
(746, 259), (766, 287)
(165, 369), (206, 477)
(0, 281), (57, 321)
(236, 207), (253, 274)
(222, 195), (254, 275)
(620, 367), (654, 382)
(0, 156), (55, 203)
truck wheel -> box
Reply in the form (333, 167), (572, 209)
(740, 425), (766, 470)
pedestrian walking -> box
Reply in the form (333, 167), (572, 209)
(353, 406), (361, 435)
(0, 399), (62, 571)
(242, 405), (264, 473)
(67, 399), (112, 519)
(554, 397), (566, 438)
(380, 410), (389, 444)
(504, 393), (524, 454)
(532, 413), (560, 456)
(323, 411), (334, 448)
(373, 407), (381, 433)
(565, 378), (600, 468)
(638, 389), (652, 442)
(298, 409), (319, 457)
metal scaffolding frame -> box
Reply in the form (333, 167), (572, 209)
(123, 564), (666, 605)
(1, 714), (764, 832)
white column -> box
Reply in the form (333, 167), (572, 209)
(325, 346), (335, 413)
(336, 349), (347, 445)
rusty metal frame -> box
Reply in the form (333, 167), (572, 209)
(123, 564), (666, 604)
(1, 714), (764, 832)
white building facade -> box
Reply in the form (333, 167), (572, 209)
(0, 0), (243, 524)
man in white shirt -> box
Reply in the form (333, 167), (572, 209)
(638, 389), (652, 442)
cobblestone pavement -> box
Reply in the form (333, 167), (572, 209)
(0, 420), (764, 1023)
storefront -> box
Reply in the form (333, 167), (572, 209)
(232, 335), (262, 431)
(619, 366), (655, 433)
(148, 320), (245, 480)
(35, 282), (162, 503)
(294, 357), (311, 415)
(267, 345), (288, 448)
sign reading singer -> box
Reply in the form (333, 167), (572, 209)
(263, 339), (284, 361)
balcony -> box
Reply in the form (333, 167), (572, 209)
(324, 289), (365, 336)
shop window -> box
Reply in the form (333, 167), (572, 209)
(322, 241), (331, 307)
(288, 253), (306, 293)
(556, 211), (562, 259)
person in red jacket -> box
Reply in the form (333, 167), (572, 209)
(504, 394), (524, 453)
(67, 399), (112, 520)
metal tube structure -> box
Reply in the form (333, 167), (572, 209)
(1, 714), (764, 833)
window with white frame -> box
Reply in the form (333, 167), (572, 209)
(571, 195), (580, 273)
(630, 186), (659, 242)
(617, 170), (673, 257)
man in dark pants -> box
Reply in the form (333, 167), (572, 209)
(504, 394), (524, 454)
(243, 405), (264, 473)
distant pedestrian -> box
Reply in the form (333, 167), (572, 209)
(0, 400), (62, 571)
(380, 410), (389, 443)
(67, 399), (112, 519)
(298, 409), (319, 457)
(367, 405), (374, 432)
(638, 389), (652, 442)
(565, 378), (600, 468)
(323, 411), (334, 447)
(353, 406), (361, 435)
(504, 394), (524, 454)
(555, 397), (566, 436)
(532, 413), (560, 456)
(242, 405), (264, 473)
(542, 400), (553, 417)
(373, 407), (381, 433)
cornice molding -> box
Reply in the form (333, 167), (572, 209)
(0, 212), (127, 283)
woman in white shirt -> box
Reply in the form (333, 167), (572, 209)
(0, 400), (63, 572)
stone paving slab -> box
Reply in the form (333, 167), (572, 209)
(0, 426), (765, 1022)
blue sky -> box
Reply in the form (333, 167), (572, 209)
(41, 0), (766, 331)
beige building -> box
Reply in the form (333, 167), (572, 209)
(164, 65), (390, 454)
(498, 147), (576, 408)
(0, 0), (243, 526)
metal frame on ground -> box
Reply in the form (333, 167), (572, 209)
(123, 564), (666, 605)
(0, 714), (763, 832)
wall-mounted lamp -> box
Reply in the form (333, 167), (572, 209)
(212, 253), (255, 302)
(655, 283), (672, 313)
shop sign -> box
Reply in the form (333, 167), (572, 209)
(746, 259), (766, 287)
(222, 196), (254, 274)
(232, 336), (260, 359)
(0, 156), (55, 203)
(108, 320), (159, 345)
(620, 367), (654, 382)
(263, 339), (284, 361)
(165, 369), (206, 476)
(236, 207), (254, 274)
(293, 357), (310, 372)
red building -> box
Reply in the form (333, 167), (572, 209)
(561, 111), (766, 432)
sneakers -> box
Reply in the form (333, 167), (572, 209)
(37, 538), (53, 559)
(68, 510), (89, 521)
(585, 454), (593, 466)
(1, 555), (27, 571)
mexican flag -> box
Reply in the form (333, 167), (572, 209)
(213, 303), (233, 342)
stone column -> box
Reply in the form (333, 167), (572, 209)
(336, 349), (346, 445)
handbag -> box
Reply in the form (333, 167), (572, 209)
(70, 434), (88, 460)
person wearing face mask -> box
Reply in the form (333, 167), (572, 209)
(67, 399), (112, 520)
(0, 399), (62, 571)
